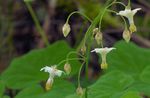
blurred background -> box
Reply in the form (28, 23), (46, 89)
(0, 0), (150, 74)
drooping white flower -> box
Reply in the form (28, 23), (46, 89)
(91, 47), (116, 69)
(117, 8), (141, 32)
(40, 66), (64, 90)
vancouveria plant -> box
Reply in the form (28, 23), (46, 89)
(38, 0), (142, 97)
(40, 66), (64, 90)
(0, 0), (145, 98)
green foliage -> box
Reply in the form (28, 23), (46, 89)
(2, 96), (10, 98)
(88, 71), (134, 98)
(1, 41), (81, 89)
(15, 80), (75, 98)
(1, 40), (150, 98)
(0, 80), (5, 97)
(66, 94), (80, 98)
(121, 91), (141, 98)
(107, 41), (150, 96)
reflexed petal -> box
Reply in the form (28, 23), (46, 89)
(91, 48), (103, 53)
(55, 70), (64, 77)
(132, 8), (141, 15)
(105, 47), (116, 53)
(117, 9), (132, 17)
(40, 66), (52, 73)
(91, 47), (116, 54)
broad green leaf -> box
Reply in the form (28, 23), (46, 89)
(107, 41), (150, 96)
(66, 94), (80, 98)
(15, 85), (44, 98)
(121, 91), (142, 98)
(2, 96), (10, 98)
(1, 41), (80, 89)
(0, 80), (5, 97)
(107, 41), (150, 76)
(88, 71), (134, 98)
(15, 80), (75, 98)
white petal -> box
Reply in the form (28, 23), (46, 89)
(105, 47), (116, 53)
(55, 70), (64, 77)
(117, 9), (132, 17)
(91, 48), (103, 53)
(132, 8), (141, 15)
(91, 47), (116, 54)
(40, 66), (53, 73)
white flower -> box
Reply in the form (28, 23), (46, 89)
(91, 47), (116, 69)
(40, 66), (64, 90)
(117, 8), (141, 32)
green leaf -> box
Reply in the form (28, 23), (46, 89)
(15, 80), (75, 98)
(120, 91), (142, 98)
(107, 41), (150, 96)
(66, 94), (80, 98)
(0, 80), (5, 97)
(15, 85), (44, 98)
(88, 71), (134, 98)
(2, 96), (10, 98)
(1, 41), (80, 89)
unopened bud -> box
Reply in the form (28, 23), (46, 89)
(62, 23), (71, 37)
(76, 86), (84, 96)
(64, 63), (71, 75)
(95, 32), (103, 45)
(93, 28), (99, 36)
(129, 23), (136, 33)
(46, 78), (53, 91)
(123, 29), (131, 43)
(80, 44), (86, 55)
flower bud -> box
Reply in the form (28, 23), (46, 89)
(101, 54), (108, 69)
(46, 78), (53, 91)
(129, 23), (136, 33)
(123, 29), (131, 43)
(76, 86), (84, 96)
(93, 28), (99, 36)
(95, 32), (103, 45)
(80, 44), (86, 55)
(64, 63), (71, 75)
(62, 23), (71, 37)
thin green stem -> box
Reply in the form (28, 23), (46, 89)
(85, 37), (93, 80)
(77, 62), (85, 87)
(127, 0), (131, 8)
(67, 51), (84, 60)
(25, 2), (49, 46)
(107, 9), (128, 29)
(99, 1), (126, 30)
(66, 11), (92, 23)
(57, 58), (85, 66)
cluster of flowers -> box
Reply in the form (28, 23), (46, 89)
(40, 1), (141, 96)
